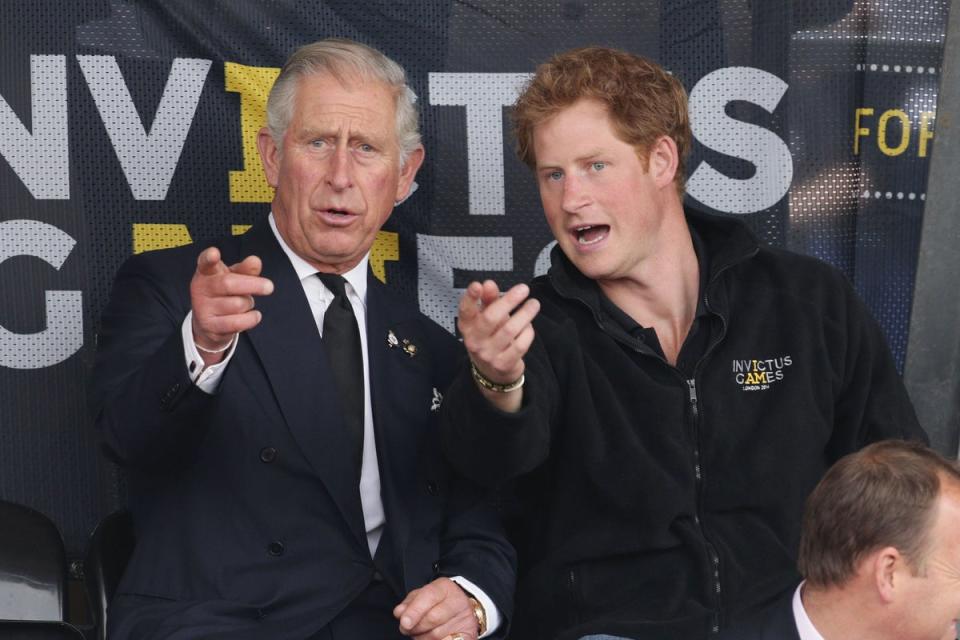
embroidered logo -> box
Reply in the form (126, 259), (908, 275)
(431, 388), (443, 412)
(731, 355), (793, 391)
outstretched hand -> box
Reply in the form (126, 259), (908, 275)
(190, 247), (273, 364)
(457, 280), (540, 412)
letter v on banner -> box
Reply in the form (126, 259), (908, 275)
(77, 56), (211, 200)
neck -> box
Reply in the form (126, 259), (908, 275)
(597, 205), (699, 364)
(802, 583), (887, 640)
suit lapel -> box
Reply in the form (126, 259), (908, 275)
(240, 220), (367, 546)
(766, 588), (803, 640)
(365, 274), (427, 557)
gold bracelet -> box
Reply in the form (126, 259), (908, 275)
(467, 596), (488, 636)
(470, 361), (524, 393)
(195, 334), (236, 354)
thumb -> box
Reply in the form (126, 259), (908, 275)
(230, 255), (263, 277)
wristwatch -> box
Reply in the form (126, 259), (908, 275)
(466, 596), (487, 636)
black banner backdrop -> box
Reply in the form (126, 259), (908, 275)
(0, 0), (949, 555)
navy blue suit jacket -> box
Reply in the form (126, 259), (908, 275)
(716, 588), (800, 640)
(92, 218), (515, 639)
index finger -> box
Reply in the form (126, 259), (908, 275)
(457, 282), (485, 323)
(196, 247), (228, 277)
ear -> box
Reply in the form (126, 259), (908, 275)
(257, 127), (281, 188)
(872, 546), (902, 604)
(396, 144), (425, 202)
(646, 135), (680, 190)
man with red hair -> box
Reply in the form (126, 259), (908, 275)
(442, 46), (925, 639)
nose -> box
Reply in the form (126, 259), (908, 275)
(327, 146), (354, 191)
(561, 173), (588, 213)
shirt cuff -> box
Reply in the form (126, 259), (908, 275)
(449, 575), (501, 638)
(181, 312), (236, 394)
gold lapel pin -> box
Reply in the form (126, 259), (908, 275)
(401, 339), (417, 358)
(387, 329), (416, 357)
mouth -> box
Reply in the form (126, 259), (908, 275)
(572, 224), (610, 246)
(317, 207), (359, 225)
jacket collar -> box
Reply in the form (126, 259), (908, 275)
(267, 212), (370, 307)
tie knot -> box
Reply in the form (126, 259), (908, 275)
(317, 272), (348, 298)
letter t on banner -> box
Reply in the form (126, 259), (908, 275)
(429, 73), (531, 215)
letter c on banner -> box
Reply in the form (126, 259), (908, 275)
(0, 220), (82, 369)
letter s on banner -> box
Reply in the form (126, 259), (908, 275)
(686, 66), (792, 214)
(0, 220), (82, 369)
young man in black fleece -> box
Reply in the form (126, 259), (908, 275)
(441, 46), (926, 640)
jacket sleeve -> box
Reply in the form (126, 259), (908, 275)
(436, 473), (517, 638)
(827, 275), (927, 460)
(403, 321), (517, 635)
(91, 248), (216, 470)
(441, 329), (561, 489)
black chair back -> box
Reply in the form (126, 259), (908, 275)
(0, 621), (86, 639)
(83, 510), (134, 640)
(0, 500), (68, 621)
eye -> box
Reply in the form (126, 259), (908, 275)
(310, 139), (326, 149)
(547, 170), (563, 181)
(357, 143), (375, 154)
(590, 161), (606, 172)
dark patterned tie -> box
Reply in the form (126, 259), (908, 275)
(316, 273), (364, 470)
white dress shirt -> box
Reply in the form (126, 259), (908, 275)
(181, 214), (500, 635)
(793, 582), (826, 640)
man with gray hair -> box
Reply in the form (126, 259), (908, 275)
(93, 38), (514, 639)
(719, 439), (960, 640)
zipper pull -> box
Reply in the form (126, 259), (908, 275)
(687, 378), (699, 418)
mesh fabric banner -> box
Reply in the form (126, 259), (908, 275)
(0, 0), (949, 553)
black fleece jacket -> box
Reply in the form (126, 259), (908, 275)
(441, 208), (925, 639)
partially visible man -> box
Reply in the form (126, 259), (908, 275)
(441, 46), (925, 638)
(93, 38), (513, 639)
(719, 439), (960, 640)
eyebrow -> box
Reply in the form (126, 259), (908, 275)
(296, 126), (389, 146)
(536, 150), (606, 170)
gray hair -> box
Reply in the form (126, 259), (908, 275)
(266, 38), (421, 165)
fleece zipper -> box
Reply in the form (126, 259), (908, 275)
(545, 244), (755, 633)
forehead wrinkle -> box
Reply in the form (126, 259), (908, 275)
(302, 102), (391, 141)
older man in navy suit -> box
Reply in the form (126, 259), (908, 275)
(719, 440), (960, 640)
(93, 38), (514, 640)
